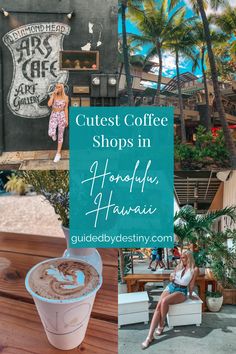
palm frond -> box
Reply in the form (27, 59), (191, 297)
(199, 206), (236, 227)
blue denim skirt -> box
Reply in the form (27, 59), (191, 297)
(164, 282), (187, 296)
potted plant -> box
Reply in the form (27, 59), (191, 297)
(206, 291), (223, 312)
(208, 229), (236, 305)
(193, 248), (209, 275)
(174, 204), (236, 254)
(5, 173), (28, 196)
(23, 171), (102, 273)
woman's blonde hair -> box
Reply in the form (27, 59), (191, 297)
(56, 83), (67, 100)
(177, 250), (195, 270)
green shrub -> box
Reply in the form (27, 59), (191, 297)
(207, 229), (236, 289)
(193, 249), (209, 267)
(23, 171), (69, 227)
(175, 125), (230, 169)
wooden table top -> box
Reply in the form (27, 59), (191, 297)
(0, 231), (118, 354)
(124, 273), (208, 281)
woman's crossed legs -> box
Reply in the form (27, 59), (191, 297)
(147, 290), (186, 340)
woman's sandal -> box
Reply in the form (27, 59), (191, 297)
(155, 326), (164, 336)
(141, 336), (154, 349)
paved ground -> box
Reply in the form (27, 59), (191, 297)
(0, 194), (63, 237)
(0, 150), (69, 170)
(119, 306), (236, 354)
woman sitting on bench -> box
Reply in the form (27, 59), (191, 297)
(142, 250), (199, 349)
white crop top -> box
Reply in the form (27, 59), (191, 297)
(174, 268), (194, 286)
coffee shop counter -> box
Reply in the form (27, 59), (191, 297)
(0, 231), (118, 353)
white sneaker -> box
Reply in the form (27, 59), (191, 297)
(53, 153), (61, 163)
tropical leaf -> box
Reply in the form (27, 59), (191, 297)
(174, 204), (236, 247)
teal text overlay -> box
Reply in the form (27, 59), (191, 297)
(70, 107), (174, 248)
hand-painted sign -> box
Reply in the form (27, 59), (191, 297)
(3, 23), (71, 118)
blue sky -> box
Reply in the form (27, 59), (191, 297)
(118, 1), (234, 80)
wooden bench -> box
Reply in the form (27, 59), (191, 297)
(124, 274), (216, 311)
(167, 293), (203, 329)
(118, 291), (149, 328)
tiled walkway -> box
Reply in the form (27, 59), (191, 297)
(0, 150), (69, 170)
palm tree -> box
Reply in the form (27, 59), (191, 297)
(167, 11), (197, 142)
(128, 0), (186, 105)
(192, 22), (229, 130)
(118, 37), (143, 85)
(174, 204), (236, 250)
(119, 0), (143, 106)
(194, 0), (236, 166)
(120, 1), (134, 106)
(171, 0), (236, 167)
(213, 4), (236, 59)
(205, 41), (235, 81)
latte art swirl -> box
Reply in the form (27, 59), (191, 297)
(47, 263), (86, 296)
(29, 259), (100, 300)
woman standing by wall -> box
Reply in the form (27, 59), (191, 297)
(48, 83), (69, 163)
